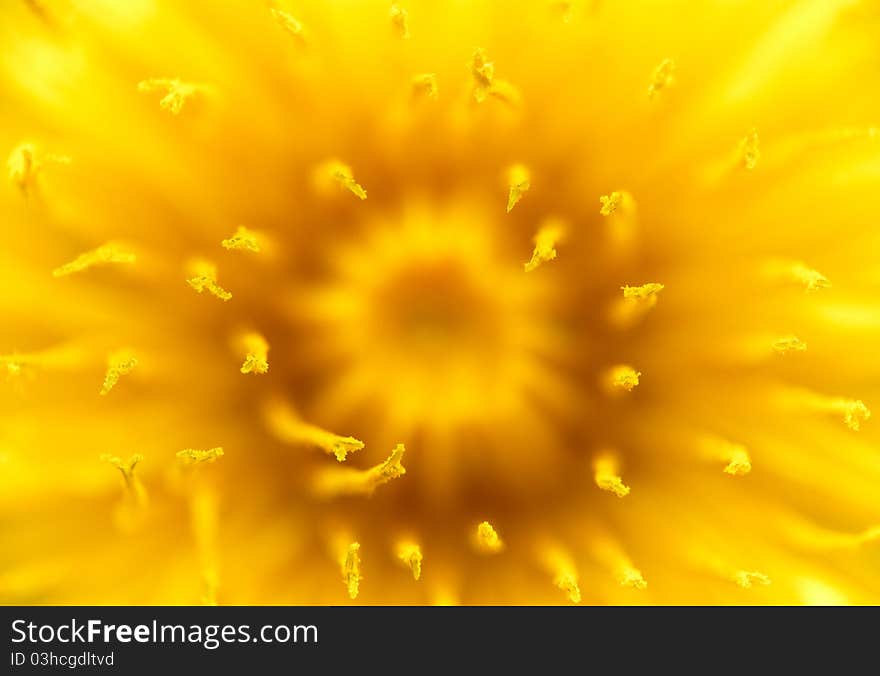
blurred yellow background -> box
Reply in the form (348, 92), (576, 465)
(2, 0), (880, 604)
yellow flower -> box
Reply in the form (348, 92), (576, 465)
(1, 0), (879, 606)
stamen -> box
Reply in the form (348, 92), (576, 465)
(778, 387), (871, 431)
(411, 73), (438, 100)
(52, 243), (136, 278)
(470, 48), (521, 107)
(7, 142), (71, 197)
(618, 566), (648, 589)
(524, 218), (565, 272)
(221, 225), (261, 253)
(694, 551), (772, 589)
(772, 335), (807, 355)
(554, 573), (581, 603)
(312, 444), (406, 497)
(176, 447), (225, 465)
(621, 283), (664, 303)
(732, 570), (771, 589)
(539, 544), (581, 603)
(506, 164), (531, 213)
(594, 453), (631, 497)
(723, 448), (752, 476)
(764, 259), (831, 293)
(599, 190), (639, 251)
(315, 159), (367, 200)
(238, 332), (269, 375)
(101, 453), (147, 526)
(599, 192), (622, 216)
(341, 542), (362, 599)
(390, 3), (410, 39)
(793, 264), (831, 293)
(100, 349), (138, 395)
(605, 364), (641, 393)
(8, 143), (37, 196)
(397, 542), (422, 580)
(101, 453), (144, 487)
(594, 538), (647, 590)
(137, 78), (203, 114)
(699, 436), (752, 476)
(647, 58), (675, 99)
(839, 399), (871, 431)
(475, 520), (504, 554)
(263, 399), (364, 461)
(610, 283), (665, 327)
(186, 260), (232, 301)
(471, 48), (494, 102)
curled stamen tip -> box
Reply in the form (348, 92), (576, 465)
(703, 437), (751, 476)
(791, 262), (831, 293)
(240, 354), (268, 374)
(594, 455), (630, 497)
(599, 191), (622, 216)
(378, 443), (406, 482)
(476, 521), (504, 553)
(524, 219), (565, 272)
(842, 400), (870, 431)
(733, 570), (771, 589)
(100, 351), (138, 395)
(554, 573), (581, 603)
(397, 543), (422, 580)
(238, 332), (269, 375)
(621, 283), (664, 301)
(793, 390), (871, 431)
(8, 143), (35, 188)
(264, 400), (364, 461)
(597, 475), (630, 497)
(221, 225), (261, 253)
(390, 3), (410, 39)
(8, 142), (70, 197)
(470, 48), (520, 107)
(471, 48), (494, 97)
(723, 448), (752, 476)
(607, 365), (641, 392)
(186, 261), (232, 301)
(330, 438), (365, 462)
(137, 77), (203, 114)
(312, 443), (405, 497)
(412, 73), (438, 100)
(315, 160), (367, 200)
(177, 447), (225, 465)
(619, 568), (647, 589)
(506, 164), (531, 213)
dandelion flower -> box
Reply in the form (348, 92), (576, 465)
(2, 0), (879, 605)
